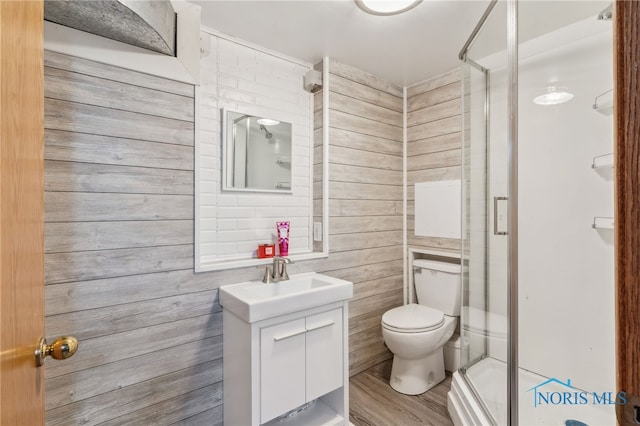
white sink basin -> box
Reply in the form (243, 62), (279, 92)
(219, 272), (353, 322)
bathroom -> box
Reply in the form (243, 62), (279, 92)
(1, 0), (637, 425)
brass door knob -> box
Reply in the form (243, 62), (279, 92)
(35, 336), (78, 367)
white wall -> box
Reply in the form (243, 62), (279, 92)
(198, 33), (313, 265)
(517, 19), (614, 393)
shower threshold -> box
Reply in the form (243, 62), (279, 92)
(448, 358), (615, 426)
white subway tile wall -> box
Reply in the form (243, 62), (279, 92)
(198, 36), (313, 262)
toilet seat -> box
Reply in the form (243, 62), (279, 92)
(382, 304), (444, 333)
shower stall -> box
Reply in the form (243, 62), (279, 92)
(448, 1), (615, 424)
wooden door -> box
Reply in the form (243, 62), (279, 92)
(0, 1), (45, 425)
(615, 1), (640, 425)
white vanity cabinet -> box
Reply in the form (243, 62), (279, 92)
(223, 301), (350, 426)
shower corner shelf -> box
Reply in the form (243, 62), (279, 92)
(592, 216), (614, 230)
(276, 156), (291, 165)
(593, 88), (614, 116)
(591, 153), (614, 169)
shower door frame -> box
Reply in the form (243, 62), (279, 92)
(461, 56), (489, 371)
(457, 57), (492, 422)
(505, 1), (518, 425)
(458, 0), (519, 424)
(459, 1), (640, 425)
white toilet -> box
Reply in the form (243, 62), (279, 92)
(381, 259), (461, 395)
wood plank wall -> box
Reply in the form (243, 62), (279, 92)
(43, 51), (228, 426)
(44, 52), (407, 424)
(406, 68), (462, 254)
(323, 59), (404, 374)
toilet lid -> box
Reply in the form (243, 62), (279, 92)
(382, 304), (444, 333)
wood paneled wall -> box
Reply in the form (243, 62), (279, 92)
(324, 59), (404, 374)
(43, 52), (406, 424)
(43, 51), (226, 426)
(406, 69), (462, 254)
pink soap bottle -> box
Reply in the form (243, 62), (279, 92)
(276, 221), (290, 256)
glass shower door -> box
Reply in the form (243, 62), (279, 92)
(459, 0), (510, 423)
(456, 2), (616, 425)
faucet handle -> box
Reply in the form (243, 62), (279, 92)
(273, 256), (292, 264)
(280, 264), (290, 281)
(262, 265), (273, 283)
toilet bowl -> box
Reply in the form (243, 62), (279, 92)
(382, 304), (457, 394)
(381, 259), (461, 395)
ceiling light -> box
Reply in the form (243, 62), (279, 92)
(257, 118), (280, 126)
(355, 0), (423, 16)
(533, 86), (574, 106)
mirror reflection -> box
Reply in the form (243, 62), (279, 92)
(223, 109), (293, 192)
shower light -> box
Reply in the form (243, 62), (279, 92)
(533, 86), (574, 106)
(355, 0), (423, 16)
(257, 118), (280, 126)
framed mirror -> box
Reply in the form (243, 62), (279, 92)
(222, 109), (293, 193)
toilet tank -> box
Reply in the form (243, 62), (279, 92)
(413, 259), (461, 316)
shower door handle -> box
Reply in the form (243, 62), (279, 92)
(494, 197), (508, 235)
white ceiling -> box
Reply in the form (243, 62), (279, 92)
(194, 0), (491, 87)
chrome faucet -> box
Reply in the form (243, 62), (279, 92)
(262, 256), (291, 283)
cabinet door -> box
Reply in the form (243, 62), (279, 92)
(260, 318), (306, 423)
(305, 308), (344, 401)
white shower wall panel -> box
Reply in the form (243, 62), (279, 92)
(484, 18), (614, 395)
(517, 19), (614, 394)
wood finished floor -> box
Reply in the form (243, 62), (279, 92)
(349, 359), (453, 426)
